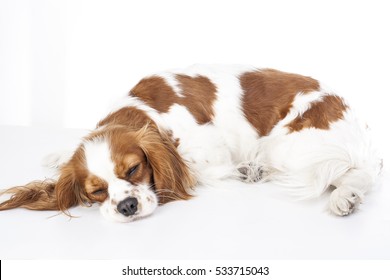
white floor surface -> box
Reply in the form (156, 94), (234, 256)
(0, 125), (389, 259)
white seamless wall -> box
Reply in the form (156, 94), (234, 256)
(0, 0), (388, 130)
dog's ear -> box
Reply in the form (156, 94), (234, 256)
(0, 157), (89, 214)
(55, 163), (90, 213)
(137, 125), (196, 204)
(0, 180), (59, 211)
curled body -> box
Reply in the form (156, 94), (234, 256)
(0, 65), (383, 222)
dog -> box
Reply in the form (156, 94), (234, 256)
(0, 65), (382, 222)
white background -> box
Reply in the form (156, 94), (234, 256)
(1, 0), (389, 132)
(1, 0), (390, 264)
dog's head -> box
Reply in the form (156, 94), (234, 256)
(0, 124), (195, 222)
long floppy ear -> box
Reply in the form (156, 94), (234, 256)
(0, 180), (59, 211)
(0, 165), (89, 214)
(138, 125), (197, 204)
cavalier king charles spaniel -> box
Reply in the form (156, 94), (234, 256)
(0, 65), (382, 222)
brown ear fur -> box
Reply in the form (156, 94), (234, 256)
(0, 180), (59, 211)
(55, 164), (90, 213)
(137, 125), (197, 204)
(0, 163), (89, 214)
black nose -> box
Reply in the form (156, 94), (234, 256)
(117, 197), (138, 216)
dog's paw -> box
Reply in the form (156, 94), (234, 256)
(329, 187), (363, 216)
(236, 162), (263, 183)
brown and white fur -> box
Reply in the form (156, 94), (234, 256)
(0, 65), (382, 222)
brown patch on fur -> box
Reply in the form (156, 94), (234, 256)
(175, 74), (217, 124)
(97, 106), (152, 130)
(85, 174), (109, 202)
(85, 175), (108, 193)
(105, 127), (153, 186)
(287, 95), (348, 132)
(240, 69), (320, 136)
(137, 125), (197, 203)
(131, 76), (177, 113)
(113, 153), (143, 179)
(130, 75), (217, 124)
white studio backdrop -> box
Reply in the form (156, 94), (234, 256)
(0, 0), (389, 133)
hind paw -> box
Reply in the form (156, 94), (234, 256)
(236, 162), (263, 183)
(329, 187), (363, 216)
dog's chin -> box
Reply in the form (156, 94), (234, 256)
(100, 208), (151, 223)
(99, 195), (158, 223)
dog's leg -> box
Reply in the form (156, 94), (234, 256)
(329, 168), (376, 216)
(236, 162), (264, 183)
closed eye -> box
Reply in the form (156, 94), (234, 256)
(92, 189), (107, 196)
(126, 164), (140, 178)
(90, 188), (108, 203)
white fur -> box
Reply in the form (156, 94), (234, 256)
(107, 64), (382, 216)
(269, 90), (325, 136)
(157, 72), (184, 97)
(83, 139), (157, 222)
(71, 64), (382, 220)
(154, 65), (260, 184)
